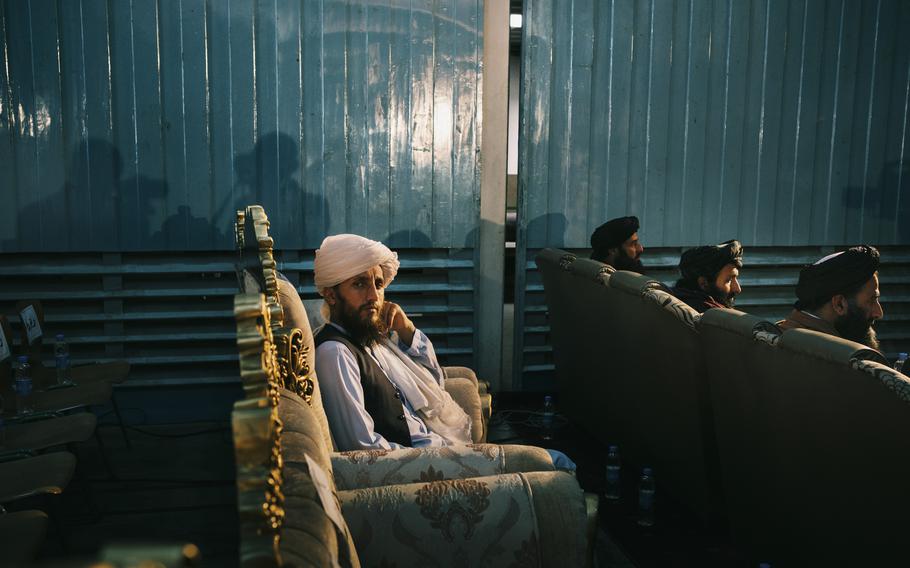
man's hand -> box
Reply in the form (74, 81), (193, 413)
(382, 302), (416, 346)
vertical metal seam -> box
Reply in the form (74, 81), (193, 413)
(272, 0), (279, 208)
(753, 0), (771, 245)
(859, 0), (881, 241)
(78, 0), (93, 240)
(680, 0), (694, 242)
(129, 0), (140, 243)
(895, 39), (910, 242)
(824, 0), (846, 243)
(226, 0), (235, 205)
(717, 0), (733, 243)
(788, 0), (809, 245)
(26, 0), (42, 244)
(605, 0), (614, 220)
(642, 0), (654, 224)
(563, 0), (574, 236)
(178, 0), (190, 242)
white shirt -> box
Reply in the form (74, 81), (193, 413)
(315, 323), (448, 451)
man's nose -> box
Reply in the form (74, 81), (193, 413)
(732, 278), (742, 295)
(365, 282), (380, 302)
(637, 243), (644, 256)
(872, 300), (884, 320)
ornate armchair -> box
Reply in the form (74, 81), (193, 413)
(231, 293), (590, 567)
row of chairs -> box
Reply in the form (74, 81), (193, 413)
(0, 301), (130, 565)
(538, 248), (910, 565)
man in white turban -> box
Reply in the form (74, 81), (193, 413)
(312, 234), (473, 451)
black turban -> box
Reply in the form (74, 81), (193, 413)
(795, 245), (880, 310)
(679, 240), (744, 282)
(591, 216), (639, 260)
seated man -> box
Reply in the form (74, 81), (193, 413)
(778, 245), (883, 350)
(313, 234), (576, 470)
(590, 216), (645, 271)
(313, 234), (472, 450)
(671, 240), (743, 312)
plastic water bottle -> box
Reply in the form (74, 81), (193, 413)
(637, 467), (656, 527)
(15, 356), (34, 415)
(605, 445), (622, 500)
(895, 352), (908, 373)
(54, 333), (73, 386)
(541, 395), (555, 440)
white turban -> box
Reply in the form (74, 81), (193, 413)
(314, 234), (400, 293)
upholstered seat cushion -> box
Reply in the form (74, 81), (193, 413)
(339, 470), (586, 568)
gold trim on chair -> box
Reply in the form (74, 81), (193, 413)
(275, 326), (314, 405)
(233, 293), (285, 566)
(237, 205), (285, 329)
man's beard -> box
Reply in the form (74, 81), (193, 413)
(835, 302), (879, 350)
(334, 295), (387, 347)
(613, 249), (644, 273)
(706, 283), (736, 308)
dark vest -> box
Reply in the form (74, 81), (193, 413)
(315, 324), (412, 447)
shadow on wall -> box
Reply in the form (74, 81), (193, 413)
(233, 131), (330, 249)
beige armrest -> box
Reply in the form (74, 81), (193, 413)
(444, 377), (485, 443)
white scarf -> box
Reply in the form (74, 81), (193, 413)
(371, 336), (472, 445)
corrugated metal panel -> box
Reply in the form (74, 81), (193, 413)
(515, 0), (910, 389)
(0, 249), (477, 386)
(518, 246), (910, 391)
(518, 0), (910, 248)
(0, 0), (482, 253)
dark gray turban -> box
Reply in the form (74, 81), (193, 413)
(795, 245), (880, 310)
(679, 240), (744, 282)
(591, 216), (639, 261)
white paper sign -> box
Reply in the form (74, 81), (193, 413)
(305, 453), (349, 538)
(20, 305), (42, 345)
(0, 326), (9, 362)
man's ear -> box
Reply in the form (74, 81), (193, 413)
(697, 276), (709, 291)
(323, 287), (337, 306)
(831, 294), (849, 316)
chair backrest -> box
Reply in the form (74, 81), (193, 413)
(232, 293), (286, 566)
(236, 205), (336, 452)
(696, 308), (784, 562)
(700, 308), (910, 564)
(537, 248), (723, 521)
(233, 292), (358, 568)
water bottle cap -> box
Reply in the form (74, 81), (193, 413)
(544, 395), (553, 403)
(608, 444), (618, 452)
(642, 467), (653, 476)
(900, 352), (908, 360)
(56, 333), (65, 341)
(16, 355), (28, 363)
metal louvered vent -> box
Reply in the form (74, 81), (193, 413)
(0, 250), (477, 387)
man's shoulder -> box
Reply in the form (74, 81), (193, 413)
(315, 338), (359, 366)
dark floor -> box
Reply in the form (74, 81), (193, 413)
(20, 393), (741, 567)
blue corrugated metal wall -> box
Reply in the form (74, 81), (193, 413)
(0, 0), (486, 388)
(519, 0), (910, 249)
(516, 0), (910, 389)
(0, 0), (482, 252)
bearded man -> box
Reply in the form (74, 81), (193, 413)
(778, 245), (883, 351)
(312, 234), (473, 450)
(672, 240), (744, 313)
(590, 216), (645, 272)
